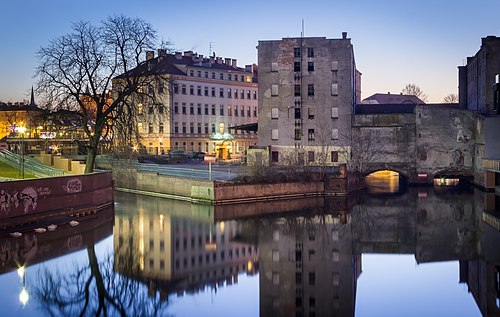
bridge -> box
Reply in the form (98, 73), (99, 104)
(355, 104), (500, 188)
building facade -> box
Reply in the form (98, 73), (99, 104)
(118, 50), (258, 158)
(458, 35), (500, 115)
(257, 33), (361, 166)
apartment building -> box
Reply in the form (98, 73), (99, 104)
(257, 33), (361, 166)
(117, 49), (258, 158)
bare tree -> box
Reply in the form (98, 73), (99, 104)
(35, 15), (170, 173)
(443, 93), (458, 103)
(401, 83), (428, 102)
(336, 123), (387, 176)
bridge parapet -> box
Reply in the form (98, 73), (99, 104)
(483, 159), (500, 172)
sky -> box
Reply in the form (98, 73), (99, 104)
(0, 0), (499, 103)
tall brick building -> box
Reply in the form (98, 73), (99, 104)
(257, 33), (361, 165)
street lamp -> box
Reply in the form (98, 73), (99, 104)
(17, 126), (26, 179)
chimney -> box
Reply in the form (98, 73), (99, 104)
(175, 52), (182, 59)
(184, 51), (193, 57)
(157, 49), (167, 57)
(225, 58), (231, 65)
(216, 57), (223, 64)
(231, 59), (237, 68)
(210, 56), (215, 64)
(245, 65), (252, 72)
(146, 51), (154, 61)
(342, 32), (347, 39)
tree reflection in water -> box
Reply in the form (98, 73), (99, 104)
(33, 240), (170, 317)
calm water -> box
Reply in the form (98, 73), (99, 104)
(0, 180), (499, 317)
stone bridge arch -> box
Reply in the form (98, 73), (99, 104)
(363, 163), (411, 183)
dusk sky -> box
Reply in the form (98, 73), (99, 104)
(1, 0), (499, 103)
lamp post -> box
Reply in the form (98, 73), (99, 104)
(17, 126), (26, 179)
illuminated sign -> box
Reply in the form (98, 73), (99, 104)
(40, 132), (56, 139)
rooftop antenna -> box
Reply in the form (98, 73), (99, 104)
(301, 19), (304, 38)
(209, 42), (214, 57)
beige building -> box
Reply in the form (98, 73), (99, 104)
(116, 49), (258, 159)
(257, 33), (361, 166)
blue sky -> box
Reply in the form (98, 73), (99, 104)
(0, 0), (499, 103)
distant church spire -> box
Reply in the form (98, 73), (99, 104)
(29, 86), (35, 106)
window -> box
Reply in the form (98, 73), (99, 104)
(227, 89), (232, 98)
(240, 107), (245, 117)
(158, 105), (164, 114)
(272, 129), (279, 140)
(247, 90), (251, 99)
(182, 122), (186, 133)
(211, 87), (215, 97)
(197, 104), (202, 115)
(308, 84), (314, 96)
(182, 103), (186, 114)
(294, 84), (301, 96)
(189, 70), (194, 76)
(211, 105), (216, 115)
(190, 85), (194, 95)
(174, 122), (178, 133)
(253, 91), (257, 100)
(307, 47), (314, 57)
(332, 128), (339, 140)
(220, 88), (224, 98)
(331, 83), (339, 96)
(308, 129), (315, 141)
(228, 74), (232, 81)
(148, 123), (153, 133)
(173, 84), (178, 94)
(247, 106), (251, 117)
(197, 86), (202, 96)
(190, 103), (194, 114)
(271, 151), (279, 163)
(294, 61), (301, 72)
(159, 123), (164, 133)
(294, 47), (301, 58)
(204, 86), (209, 96)
(331, 107), (339, 118)
(272, 250), (279, 262)
(295, 129), (301, 140)
(308, 62), (314, 72)
(234, 89), (238, 99)
(211, 123), (215, 133)
(219, 73), (224, 80)
(148, 105), (153, 114)
(197, 123), (201, 134)
(197, 71), (201, 77)
(309, 272), (315, 286)
(271, 62), (278, 72)
(181, 85), (186, 94)
(271, 85), (279, 96)
(295, 107), (301, 119)
(273, 272), (280, 285)
(205, 71), (208, 78)
(158, 82), (164, 93)
(308, 151), (315, 162)
(228, 105), (232, 116)
(205, 123), (209, 134)
(220, 105), (224, 116)
(173, 103), (178, 114)
(308, 107), (314, 119)
(137, 104), (143, 115)
(240, 75), (244, 82)
(211, 72), (215, 79)
(240, 90), (244, 99)
(234, 105), (238, 116)
(331, 61), (338, 71)
(204, 104), (209, 115)
(253, 107), (257, 117)
(331, 151), (338, 162)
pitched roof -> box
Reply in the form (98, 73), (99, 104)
(362, 93), (425, 105)
(0, 102), (43, 112)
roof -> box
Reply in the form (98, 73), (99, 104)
(0, 102), (43, 112)
(362, 93), (425, 105)
(355, 103), (459, 114)
(115, 52), (253, 80)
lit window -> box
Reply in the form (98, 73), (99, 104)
(271, 85), (279, 96)
(332, 128), (339, 140)
(308, 129), (315, 141)
(331, 83), (339, 96)
(271, 108), (278, 119)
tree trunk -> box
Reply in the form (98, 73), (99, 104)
(85, 145), (98, 173)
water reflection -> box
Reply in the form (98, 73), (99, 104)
(0, 185), (499, 316)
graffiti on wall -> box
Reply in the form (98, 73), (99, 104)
(1, 186), (39, 215)
(62, 178), (82, 194)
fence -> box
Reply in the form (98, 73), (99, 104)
(0, 150), (65, 178)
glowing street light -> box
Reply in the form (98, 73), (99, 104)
(17, 126), (26, 179)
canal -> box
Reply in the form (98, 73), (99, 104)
(0, 180), (498, 316)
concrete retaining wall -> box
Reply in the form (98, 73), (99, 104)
(0, 172), (114, 227)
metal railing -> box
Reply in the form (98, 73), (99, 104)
(0, 150), (65, 178)
(138, 163), (236, 181)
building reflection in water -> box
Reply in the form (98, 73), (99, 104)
(113, 192), (258, 299)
